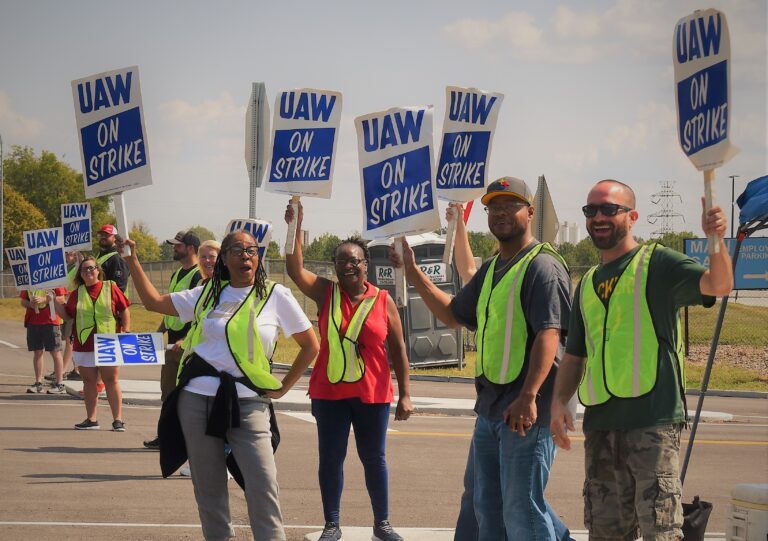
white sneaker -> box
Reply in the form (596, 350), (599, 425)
(179, 464), (191, 476)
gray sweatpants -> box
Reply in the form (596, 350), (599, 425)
(178, 390), (285, 541)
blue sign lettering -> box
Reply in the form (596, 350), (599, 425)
(95, 335), (117, 364)
(63, 204), (88, 219)
(269, 128), (335, 182)
(684, 238), (768, 290)
(675, 13), (722, 64)
(12, 263), (29, 287)
(279, 91), (336, 122)
(25, 230), (59, 249)
(362, 110), (424, 152)
(448, 90), (497, 125)
(436, 131), (490, 189)
(77, 71), (133, 114)
(81, 107), (145, 185)
(677, 61), (728, 156)
(28, 249), (66, 286)
(363, 146), (434, 231)
(64, 219), (91, 248)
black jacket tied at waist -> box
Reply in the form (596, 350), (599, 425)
(158, 353), (281, 489)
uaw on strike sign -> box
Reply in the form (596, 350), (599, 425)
(72, 66), (152, 198)
(95, 333), (164, 366)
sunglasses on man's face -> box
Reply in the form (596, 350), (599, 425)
(582, 203), (633, 218)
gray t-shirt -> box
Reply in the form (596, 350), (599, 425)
(450, 242), (572, 424)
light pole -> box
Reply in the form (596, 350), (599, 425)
(729, 174), (739, 238)
(0, 133), (4, 298)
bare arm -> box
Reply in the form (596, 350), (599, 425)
(119, 239), (179, 316)
(502, 328), (561, 437)
(284, 200), (331, 305)
(449, 203), (477, 283)
(550, 352), (586, 451)
(264, 327), (319, 399)
(699, 200), (734, 297)
(118, 307), (131, 333)
(389, 238), (461, 328)
(385, 294), (413, 421)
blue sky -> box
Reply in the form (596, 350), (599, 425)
(1, 0), (765, 247)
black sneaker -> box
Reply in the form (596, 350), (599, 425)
(47, 383), (66, 394)
(65, 370), (82, 381)
(112, 420), (126, 432)
(143, 437), (160, 450)
(319, 521), (342, 540)
(43, 371), (55, 382)
(74, 419), (100, 430)
(373, 520), (403, 541)
(26, 382), (44, 394)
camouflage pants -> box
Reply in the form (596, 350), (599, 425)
(583, 424), (684, 541)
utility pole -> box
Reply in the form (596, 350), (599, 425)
(647, 180), (685, 237)
(0, 133), (4, 298)
(729, 174), (739, 238)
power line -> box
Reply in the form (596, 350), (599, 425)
(647, 180), (685, 237)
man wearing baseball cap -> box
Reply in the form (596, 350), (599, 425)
(97, 224), (130, 293)
(391, 177), (572, 540)
(143, 230), (201, 450)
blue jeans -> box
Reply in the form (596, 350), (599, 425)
(470, 415), (571, 541)
(311, 398), (391, 524)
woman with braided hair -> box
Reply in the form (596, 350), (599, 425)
(285, 200), (413, 541)
(122, 231), (319, 541)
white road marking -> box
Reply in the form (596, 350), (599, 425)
(0, 340), (20, 348)
(279, 411), (399, 432)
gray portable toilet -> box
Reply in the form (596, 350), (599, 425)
(367, 233), (464, 368)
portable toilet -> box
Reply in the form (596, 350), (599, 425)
(727, 484), (768, 541)
(367, 233), (464, 368)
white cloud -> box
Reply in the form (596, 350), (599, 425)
(553, 6), (601, 39)
(0, 92), (44, 141)
(158, 92), (244, 137)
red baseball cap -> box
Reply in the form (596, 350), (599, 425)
(99, 224), (118, 236)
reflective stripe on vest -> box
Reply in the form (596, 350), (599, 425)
(180, 280), (281, 390)
(75, 281), (116, 344)
(326, 283), (380, 384)
(163, 266), (199, 332)
(578, 244), (660, 406)
(97, 252), (117, 266)
(476, 243), (567, 384)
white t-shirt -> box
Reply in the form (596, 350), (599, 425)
(171, 282), (311, 397)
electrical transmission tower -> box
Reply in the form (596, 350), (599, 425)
(647, 181), (685, 237)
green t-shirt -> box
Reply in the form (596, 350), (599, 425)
(566, 244), (713, 431)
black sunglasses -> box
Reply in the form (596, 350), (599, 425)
(582, 203), (633, 218)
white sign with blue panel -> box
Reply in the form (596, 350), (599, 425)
(684, 238), (768, 290)
(436, 86), (504, 203)
(355, 106), (440, 240)
(61, 202), (92, 251)
(673, 9), (739, 171)
(5, 247), (29, 290)
(72, 66), (152, 198)
(95, 333), (165, 366)
(23, 228), (68, 290)
(265, 88), (342, 199)
(225, 219), (272, 261)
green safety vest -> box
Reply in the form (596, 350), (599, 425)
(29, 289), (49, 310)
(578, 243), (682, 406)
(326, 283), (380, 384)
(97, 251), (117, 266)
(475, 243), (567, 384)
(75, 281), (116, 344)
(163, 266), (200, 332)
(179, 280), (281, 390)
(66, 266), (78, 291)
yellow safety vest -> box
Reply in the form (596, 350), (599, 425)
(179, 280), (281, 390)
(75, 281), (117, 344)
(326, 283), (380, 384)
(578, 244), (678, 406)
(66, 266), (78, 291)
(476, 243), (567, 384)
(96, 251), (117, 266)
(163, 266), (200, 332)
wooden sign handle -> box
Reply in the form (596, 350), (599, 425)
(703, 170), (720, 255)
(442, 203), (458, 265)
(285, 195), (300, 255)
(394, 237), (408, 308)
(114, 193), (132, 257)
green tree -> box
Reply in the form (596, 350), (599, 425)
(3, 146), (112, 238)
(2, 185), (48, 253)
(651, 231), (695, 253)
(304, 233), (342, 261)
(266, 240), (281, 259)
(467, 231), (497, 261)
(130, 222), (162, 262)
(188, 225), (216, 242)
(559, 238), (599, 274)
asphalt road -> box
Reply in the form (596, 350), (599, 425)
(1, 320), (766, 540)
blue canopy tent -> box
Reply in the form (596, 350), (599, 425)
(682, 174), (768, 482)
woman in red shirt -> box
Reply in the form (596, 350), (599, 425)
(285, 201), (413, 541)
(58, 257), (131, 431)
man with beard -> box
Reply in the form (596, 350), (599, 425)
(550, 179), (733, 541)
(97, 225), (130, 293)
(143, 230), (201, 450)
(392, 177), (572, 540)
